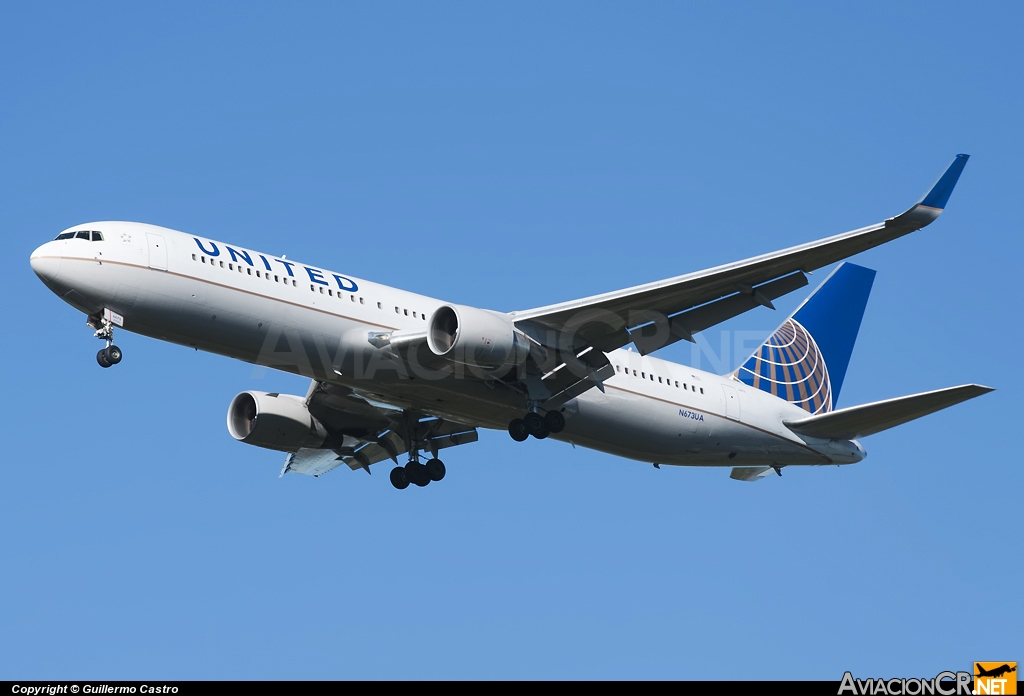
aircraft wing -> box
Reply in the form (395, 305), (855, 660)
(512, 155), (969, 357)
(279, 381), (478, 477)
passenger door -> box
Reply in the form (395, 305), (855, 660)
(722, 384), (741, 420)
(147, 233), (168, 270)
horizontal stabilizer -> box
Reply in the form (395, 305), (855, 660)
(783, 384), (993, 440)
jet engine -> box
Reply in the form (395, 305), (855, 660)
(226, 391), (328, 452)
(427, 304), (529, 369)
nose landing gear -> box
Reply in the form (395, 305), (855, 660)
(96, 345), (123, 368)
(90, 311), (124, 368)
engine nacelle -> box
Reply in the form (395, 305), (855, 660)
(427, 304), (529, 369)
(226, 391), (328, 452)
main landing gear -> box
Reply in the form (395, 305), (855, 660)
(91, 314), (123, 368)
(508, 410), (565, 441)
(390, 457), (446, 490)
(386, 409), (455, 491)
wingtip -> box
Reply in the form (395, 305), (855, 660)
(954, 383), (995, 400)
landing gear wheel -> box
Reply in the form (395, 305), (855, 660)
(508, 418), (529, 442)
(524, 412), (549, 439)
(406, 462), (430, 487)
(425, 458), (446, 482)
(390, 467), (410, 490)
(105, 345), (123, 365)
(544, 410), (565, 433)
(96, 349), (112, 368)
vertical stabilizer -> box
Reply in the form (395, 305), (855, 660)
(735, 262), (875, 413)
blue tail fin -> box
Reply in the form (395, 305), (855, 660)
(735, 263), (875, 414)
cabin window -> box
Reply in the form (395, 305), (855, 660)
(674, 381), (679, 387)
(220, 261), (224, 268)
(256, 270), (260, 277)
(274, 275), (279, 282)
(700, 387), (704, 394)
(632, 370), (637, 376)
(650, 374), (655, 381)
(319, 287), (324, 294)
(328, 289), (333, 297)
(247, 268), (252, 275)
(412, 311), (417, 318)
(229, 263), (234, 271)
(404, 309), (409, 316)
(395, 307), (400, 314)
(616, 365), (621, 372)
(658, 376), (663, 384)
(192, 254), (196, 260)
(359, 298), (364, 305)
(641, 372), (645, 379)
(202, 257), (207, 263)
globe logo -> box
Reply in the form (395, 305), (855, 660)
(737, 318), (832, 414)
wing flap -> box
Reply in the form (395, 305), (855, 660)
(783, 384), (993, 440)
(280, 381), (479, 477)
(629, 271), (809, 355)
(281, 448), (348, 477)
(729, 466), (777, 481)
(342, 426), (478, 471)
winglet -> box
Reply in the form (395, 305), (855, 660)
(887, 154), (970, 230)
(918, 154), (969, 210)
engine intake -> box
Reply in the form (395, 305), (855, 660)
(427, 304), (529, 369)
(227, 391), (328, 452)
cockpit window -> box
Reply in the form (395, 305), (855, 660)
(54, 230), (104, 241)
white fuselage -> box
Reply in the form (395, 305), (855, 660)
(30, 221), (865, 469)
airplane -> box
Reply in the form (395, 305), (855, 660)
(30, 154), (992, 489)
(976, 665), (1017, 679)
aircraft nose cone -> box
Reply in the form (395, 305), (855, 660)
(30, 244), (62, 286)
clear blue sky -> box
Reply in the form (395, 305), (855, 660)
(2, 2), (1020, 680)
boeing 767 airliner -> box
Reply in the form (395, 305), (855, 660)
(30, 155), (991, 488)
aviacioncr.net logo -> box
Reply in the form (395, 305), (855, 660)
(838, 671), (973, 696)
(974, 663), (1017, 695)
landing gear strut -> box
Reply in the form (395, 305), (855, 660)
(91, 313), (123, 368)
(386, 409), (453, 491)
(508, 409), (565, 441)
